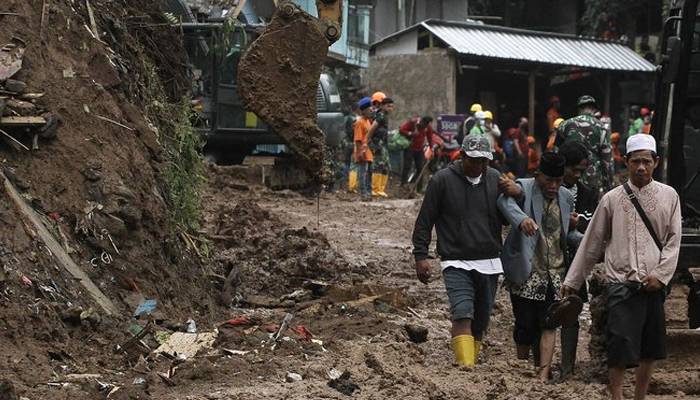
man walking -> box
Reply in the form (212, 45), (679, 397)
(557, 95), (613, 193)
(498, 152), (575, 381)
(399, 116), (434, 185)
(412, 133), (517, 366)
(562, 134), (681, 400)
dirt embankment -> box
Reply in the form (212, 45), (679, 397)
(0, 1), (218, 397)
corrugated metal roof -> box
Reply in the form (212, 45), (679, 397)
(373, 20), (656, 72)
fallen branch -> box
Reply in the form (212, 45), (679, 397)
(0, 12), (24, 17)
(0, 127), (30, 151)
(2, 171), (120, 316)
(93, 114), (134, 131)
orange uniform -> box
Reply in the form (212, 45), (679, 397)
(353, 117), (373, 162)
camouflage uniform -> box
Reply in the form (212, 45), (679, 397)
(370, 110), (391, 174)
(558, 112), (613, 192)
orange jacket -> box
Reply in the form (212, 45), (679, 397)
(353, 117), (373, 162)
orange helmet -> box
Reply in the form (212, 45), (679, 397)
(611, 132), (620, 143)
(371, 91), (386, 105)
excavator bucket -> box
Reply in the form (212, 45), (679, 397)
(238, 1), (341, 186)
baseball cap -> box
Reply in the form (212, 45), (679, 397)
(358, 97), (372, 110)
(461, 133), (493, 160)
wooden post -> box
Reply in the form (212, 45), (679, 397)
(528, 70), (536, 137)
(604, 72), (611, 115)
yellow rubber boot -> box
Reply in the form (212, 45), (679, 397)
(475, 340), (482, 359)
(348, 170), (358, 193)
(371, 174), (381, 196)
(377, 173), (389, 197)
(452, 335), (476, 366)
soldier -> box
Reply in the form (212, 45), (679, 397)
(557, 95), (613, 193)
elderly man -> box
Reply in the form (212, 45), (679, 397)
(412, 133), (518, 366)
(498, 152), (576, 381)
(562, 134), (682, 400)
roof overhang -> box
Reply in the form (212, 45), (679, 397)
(371, 19), (656, 73)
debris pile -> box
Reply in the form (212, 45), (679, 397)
(0, 37), (59, 151)
(209, 199), (367, 305)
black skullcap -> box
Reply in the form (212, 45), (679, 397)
(539, 152), (565, 177)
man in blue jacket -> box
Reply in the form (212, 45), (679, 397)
(498, 152), (576, 381)
(412, 133), (518, 366)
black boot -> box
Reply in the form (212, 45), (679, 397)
(560, 322), (580, 377)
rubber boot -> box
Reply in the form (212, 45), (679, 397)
(348, 170), (358, 193)
(452, 335), (476, 366)
(371, 174), (381, 197)
(377, 173), (389, 197)
(560, 324), (580, 377)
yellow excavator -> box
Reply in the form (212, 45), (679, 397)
(237, 0), (343, 186)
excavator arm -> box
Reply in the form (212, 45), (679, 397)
(237, 1), (343, 186)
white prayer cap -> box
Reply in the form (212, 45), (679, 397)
(626, 134), (656, 155)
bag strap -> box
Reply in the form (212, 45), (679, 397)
(623, 182), (663, 251)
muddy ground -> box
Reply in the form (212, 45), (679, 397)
(133, 167), (697, 400)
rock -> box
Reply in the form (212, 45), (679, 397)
(39, 112), (61, 139)
(285, 372), (302, 383)
(404, 324), (429, 343)
(2, 167), (30, 191)
(0, 380), (19, 400)
(5, 99), (36, 116)
(60, 306), (84, 326)
(3, 79), (27, 94)
(327, 371), (359, 396)
(81, 166), (102, 182)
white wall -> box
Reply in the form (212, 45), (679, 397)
(374, 30), (418, 56)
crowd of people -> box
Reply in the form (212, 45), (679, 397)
(411, 94), (680, 400)
(332, 90), (654, 204)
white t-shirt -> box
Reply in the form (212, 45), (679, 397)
(440, 259), (504, 275)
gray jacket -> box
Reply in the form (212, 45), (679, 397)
(498, 178), (575, 286)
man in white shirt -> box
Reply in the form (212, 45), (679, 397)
(412, 133), (517, 366)
(562, 134), (682, 400)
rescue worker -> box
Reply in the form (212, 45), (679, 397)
(546, 118), (565, 151)
(546, 96), (561, 133)
(469, 111), (487, 135)
(557, 95), (613, 193)
(498, 152), (576, 381)
(368, 92), (393, 197)
(399, 116), (434, 185)
(641, 107), (652, 134)
(563, 134), (681, 400)
(462, 103), (483, 143)
(412, 133), (520, 366)
(527, 136), (540, 175)
(353, 97), (374, 201)
(628, 105), (644, 136)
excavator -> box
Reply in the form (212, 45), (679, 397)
(237, 0), (343, 186)
(654, 0), (700, 328)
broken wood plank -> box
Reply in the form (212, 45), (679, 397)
(2, 171), (120, 316)
(85, 0), (99, 40)
(0, 116), (47, 126)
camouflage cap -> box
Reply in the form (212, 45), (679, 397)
(461, 133), (493, 160)
(577, 95), (597, 108)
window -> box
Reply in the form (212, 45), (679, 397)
(348, 5), (371, 45)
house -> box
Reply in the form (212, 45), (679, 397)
(368, 19), (655, 138)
